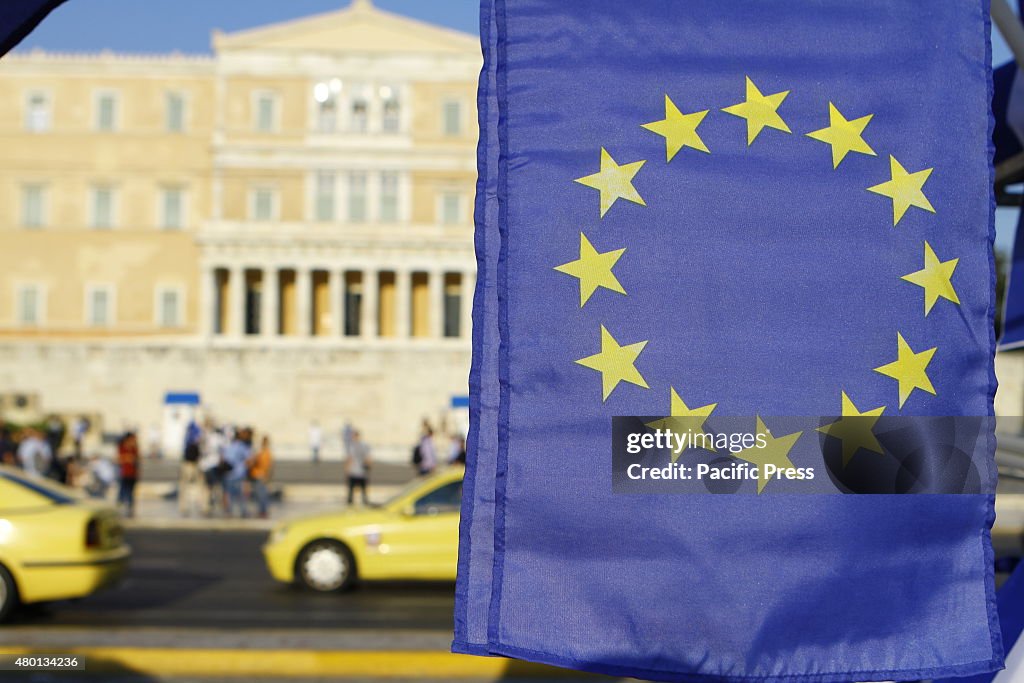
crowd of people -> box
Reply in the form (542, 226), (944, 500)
(0, 415), (138, 514)
(2, 414), (468, 521)
(0, 415), (279, 520)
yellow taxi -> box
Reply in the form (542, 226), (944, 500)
(264, 467), (463, 591)
(0, 465), (130, 622)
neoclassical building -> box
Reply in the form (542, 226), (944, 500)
(0, 0), (480, 457)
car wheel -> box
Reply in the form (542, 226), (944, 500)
(297, 540), (355, 592)
(0, 565), (18, 623)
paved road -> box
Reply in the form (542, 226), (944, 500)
(7, 529), (456, 632)
(8, 523), (1020, 632)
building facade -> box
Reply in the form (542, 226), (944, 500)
(0, 0), (480, 457)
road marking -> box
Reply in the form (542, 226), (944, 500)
(0, 648), (589, 678)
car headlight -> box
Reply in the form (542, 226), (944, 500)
(269, 524), (289, 545)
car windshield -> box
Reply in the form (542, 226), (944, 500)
(380, 469), (463, 509)
(0, 471), (77, 505)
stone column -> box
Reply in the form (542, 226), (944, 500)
(428, 269), (444, 338)
(261, 266), (278, 338)
(395, 268), (411, 339)
(295, 267), (312, 337)
(328, 269), (343, 336)
(461, 269), (475, 340)
(229, 264), (245, 338)
(361, 268), (377, 339)
(200, 264), (215, 339)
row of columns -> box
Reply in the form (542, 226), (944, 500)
(203, 264), (474, 341)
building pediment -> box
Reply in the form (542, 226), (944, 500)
(213, 0), (478, 56)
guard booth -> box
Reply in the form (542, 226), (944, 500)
(162, 392), (201, 460)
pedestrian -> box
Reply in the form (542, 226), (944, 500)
(345, 430), (371, 507)
(17, 428), (52, 478)
(341, 421), (354, 459)
(223, 428), (253, 517)
(71, 415), (89, 458)
(309, 420), (323, 463)
(44, 415), (65, 456)
(247, 435), (274, 519)
(0, 425), (15, 467)
(448, 433), (467, 466)
(179, 419), (203, 517)
(66, 453), (90, 489)
(86, 454), (116, 499)
(199, 423), (224, 515)
(117, 432), (141, 518)
(414, 421), (437, 476)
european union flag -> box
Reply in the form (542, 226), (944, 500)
(456, 0), (1001, 680)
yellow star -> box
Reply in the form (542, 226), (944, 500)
(641, 95), (710, 161)
(874, 333), (937, 408)
(816, 391), (885, 467)
(731, 417), (802, 494)
(574, 147), (646, 218)
(901, 241), (960, 316)
(646, 388), (718, 461)
(575, 325), (649, 401)
(866, 155), (935, 226)
(721, 76), (791, 145)
(805, 102), (876, 168)
(554, 233), (626, 307)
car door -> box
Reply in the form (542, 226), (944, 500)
(377, 479), (462, 580)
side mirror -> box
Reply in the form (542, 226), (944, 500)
(402, 504), (416, 517)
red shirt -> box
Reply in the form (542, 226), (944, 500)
(119, 444), (140, 479)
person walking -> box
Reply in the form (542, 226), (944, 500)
(179, 419), (203, 517)
(44, 415), (65, 456)
(86, 455), (116, 500)
(414, 422), (437, 476)
(341, 421), (354, 460)
(71, 416), (89, 458)
(117, 432), (141, 518)
(17, 428), (52, 478)
(448, 433), (467, 466)
(247, 435), (274, 519)
(345, 430), (371, 507)
(223, 428), (253, 518)
(0, 425), (15, 467)
(309, 421), (323, 463)
(199, 423), (224, 516)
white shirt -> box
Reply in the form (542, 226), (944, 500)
(309, 426), (323, 447)
(200, 430), (224, 471)
(17, 437), (52, 476)
(347, 442), (371, 478)
(419, 435), (437, 471)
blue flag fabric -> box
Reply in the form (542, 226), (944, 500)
(456, 0), (1002, 681)
(0, 0), (65, 56)
(453, 0), (500, 656)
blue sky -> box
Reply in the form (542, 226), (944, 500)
(17, 0), (479, 54)
(14, 0), (1020, 252)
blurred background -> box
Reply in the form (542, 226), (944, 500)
(0, 1), (1020, 682)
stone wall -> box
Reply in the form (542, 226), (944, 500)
(0, 340), (470, 461)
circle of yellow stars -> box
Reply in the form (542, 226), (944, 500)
(552, 76), (963, 492)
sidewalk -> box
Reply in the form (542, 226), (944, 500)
(136, 458), (416, 485)
(116, 459), (418, 529)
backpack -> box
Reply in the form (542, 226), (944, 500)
(411, 443), (423, 466)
